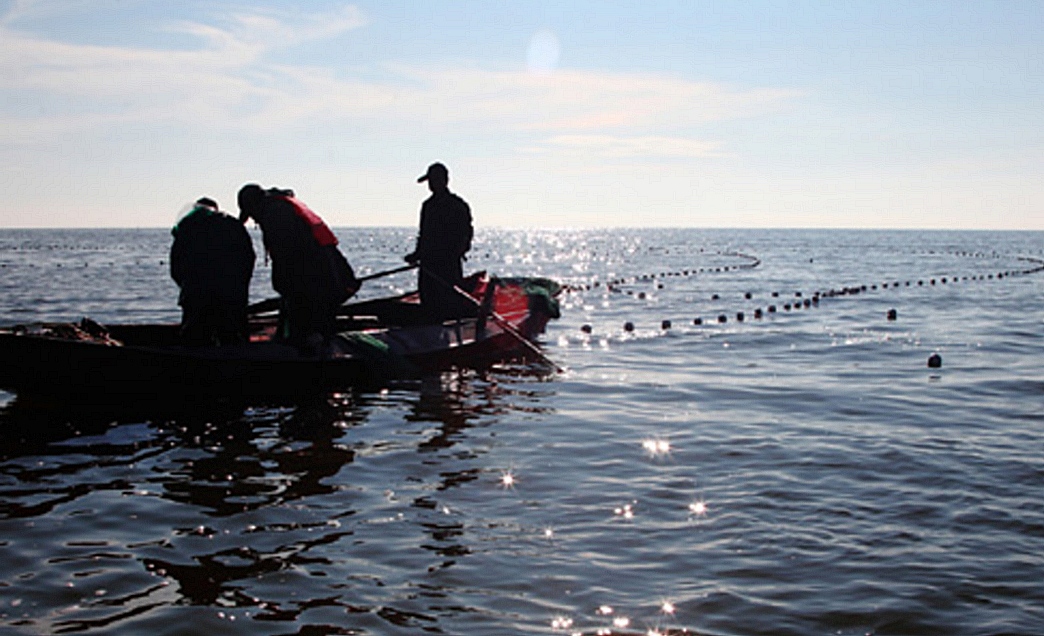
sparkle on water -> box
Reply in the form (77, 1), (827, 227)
(613, 502), (636, 519)
(551, 615), (573, 630)
(641, 437), (672, 457)
(499, 469), (517, 488)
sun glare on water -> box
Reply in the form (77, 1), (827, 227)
(499, 470), (517, 488)
(642, 438), (671, 457)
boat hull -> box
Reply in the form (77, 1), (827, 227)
(0, 334), (371, 402)
(0, 276), (560, 403)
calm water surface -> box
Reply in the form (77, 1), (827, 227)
(0, 228), (1042, 635)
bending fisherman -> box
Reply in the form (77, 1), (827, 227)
(170, 197), (256, 346)
(237, 185), (359, 352)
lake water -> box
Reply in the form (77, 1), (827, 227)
(0, 227), (1042, 635)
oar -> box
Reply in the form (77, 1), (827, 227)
(357, 263), (417, 283)
(247, 263), (419, 315)
(423, 269), (565, 373)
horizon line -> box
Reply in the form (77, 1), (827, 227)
(1, 225), (1042, 233)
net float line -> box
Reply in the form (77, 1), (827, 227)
(570, 253), (1043, 334)
(562, 251), (761, 294)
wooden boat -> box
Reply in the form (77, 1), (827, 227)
(0, 273), (561, 402)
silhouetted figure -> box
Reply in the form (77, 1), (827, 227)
(404, 163), (473, 321)
(170, 197), (256, 346)
(237, 185), (359, 351)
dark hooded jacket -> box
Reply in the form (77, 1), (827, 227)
(170, 204), (255, 343)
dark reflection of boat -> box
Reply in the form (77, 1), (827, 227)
(0, 368), (555, 635)
(0, 274), (561, 404)
(410, 370), (554, 456)
(157, 400), (363, 517)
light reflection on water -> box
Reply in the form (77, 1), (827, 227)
(0, 228), (1043, 635)
(0, 371), (554, 635)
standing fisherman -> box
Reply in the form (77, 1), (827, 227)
(404, 162), (474, 321)
(237, 185), (359, 353)
(170, 197), (256, 345)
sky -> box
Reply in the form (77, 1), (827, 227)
(0, 0), (1041, 229)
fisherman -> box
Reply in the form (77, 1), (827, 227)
(170, 197), (256, 346)
(237, 185), (359, 352)
(404, 162), (474, 320)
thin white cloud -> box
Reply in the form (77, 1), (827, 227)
(0, 1), (800, 175)
(367, 66), (796, 133)
(225, 5), (366, 47)
(0, 4), (796, 142)
(145, 61), (794, 149)
(532, 135), (724, 158)
(0, 5), (369, 143)
(1, 0), (114, 25)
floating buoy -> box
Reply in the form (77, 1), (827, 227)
(624, 322), (635, 332)
(887, 309), (897, 321)
(771, 292), (779, 297)
(711, 294), (720, 300)
(661, 320), (672, 330)
(768, 305), (777, 313)
(693, 317), (703, 325)
(736, 312), (744, 322)
(753, 308), (763, 319)
(717, 314), (727, 323)
(745, 292), (752, 299)
(638, 292), (646, 299)
(581, 324), (593, 334)
(927, 353), (942, 368)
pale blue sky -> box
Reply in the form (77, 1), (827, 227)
(1, 0), (1040, 228)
